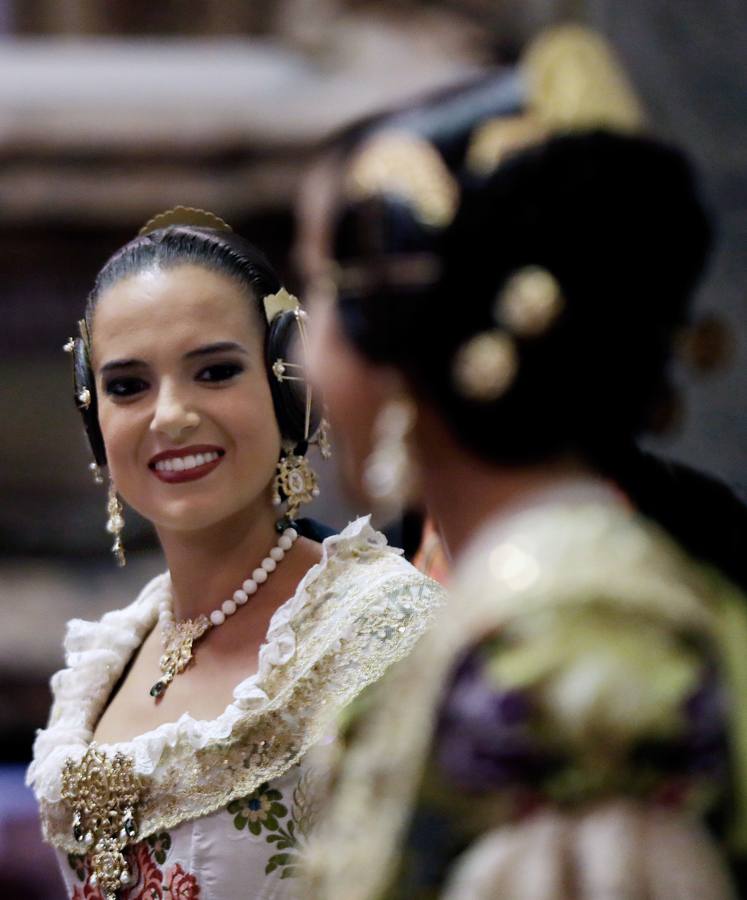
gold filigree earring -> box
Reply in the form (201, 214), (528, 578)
(362, 396), (418, 520)
(106, 479), (126, 567)
(272, 445), (320, 520)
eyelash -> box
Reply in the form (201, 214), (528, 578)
(104, 377), (148, 398)
(103, 362), (244, 398)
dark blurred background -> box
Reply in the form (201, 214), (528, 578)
(0, 1), (744, 896)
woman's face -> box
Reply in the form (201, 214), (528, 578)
(305, 289), (392, 507)
(297, 156), (398, 507)
(91, 264), (281, 534)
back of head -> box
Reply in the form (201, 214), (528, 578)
(320, 29), (712, 468)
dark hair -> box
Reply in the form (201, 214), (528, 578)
(318, 82), (746, 582)
(330, 128), (712, 468)
(74, 224), (319, 466)
(85, 225), (282, 332)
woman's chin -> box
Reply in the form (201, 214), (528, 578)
(144, 500), (242, 536)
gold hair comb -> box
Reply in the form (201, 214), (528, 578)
(138, 206), (233, 237)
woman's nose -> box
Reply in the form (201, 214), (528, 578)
(150, 385), (200, 442)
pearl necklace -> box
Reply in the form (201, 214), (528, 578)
(149, 526), (299, 699)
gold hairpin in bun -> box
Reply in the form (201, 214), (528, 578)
(467, 25), (645, 177)
(346, 131), (459, 229)
(138, 206), (233, 237)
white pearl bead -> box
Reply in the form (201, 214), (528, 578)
(312, 487), (320, 497)
(233, 589), (248, 605)
(222, 599), (237, 616)
(278, 535), (292, 551)
(159, 611), (173, 626)
(210, 610), (225, 626)
(252, 568), (268, 584)
(242, 579), (258, 595)
(284, 527), (298, 541)
(261, 557), (277, 572)
(270, 546), (285, 561)
(159, 600), (171, 614)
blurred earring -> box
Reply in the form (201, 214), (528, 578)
(273, 446), (320, 522)
(314, 417), (333, 461)
(88, 461), (104, 485)
(106, 478), (126, 567)
(362, 396), (418, 520)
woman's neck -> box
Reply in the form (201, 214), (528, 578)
(155, 498), (280, 622)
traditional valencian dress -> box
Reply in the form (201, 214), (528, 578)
(27, 517), (444, 900)
(305, 483), (747, 899)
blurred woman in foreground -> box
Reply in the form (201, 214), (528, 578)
(298, 26), (747, 899)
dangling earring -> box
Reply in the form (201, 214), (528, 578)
(362, 396), (418, 520)
(273, 445), (320, 522)
(314, 417), (333, 461)
(88, 461), (104, 485)
(106, 478), (126, 567)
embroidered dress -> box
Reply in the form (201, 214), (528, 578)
(305, 487), (747, 899)
(27, 517), (444, 900)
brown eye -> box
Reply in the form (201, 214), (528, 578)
(196, 363), (244, 383)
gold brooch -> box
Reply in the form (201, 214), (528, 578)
(61, 744), (143, 899)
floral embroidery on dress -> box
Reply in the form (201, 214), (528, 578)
(72, 882), (101, 900)
(68, 852), (87, 882)
(225, 771), (320, 880)
(68, 830), (200, 899)
(164, 863), (200, 899)
(229, 782), (288, 835)
(124, 841), (164, 899)
(146, 831), (172, 865)
(266, 771), (320, 880)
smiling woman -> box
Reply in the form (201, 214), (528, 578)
(26, 208), (444, 900)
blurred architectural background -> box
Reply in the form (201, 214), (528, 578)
(0, 2), (744, 896)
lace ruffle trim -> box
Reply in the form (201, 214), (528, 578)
(27, 516), (401, 803)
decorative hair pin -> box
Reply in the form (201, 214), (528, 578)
(453, 331), (518, 402)
(451, 265), (564, 402)
(345, 130), (459, 229)
(496, 266), (564, 337)
(263, 287), (300, 325)
(466, 25), (645, 178)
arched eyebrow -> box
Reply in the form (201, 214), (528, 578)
(183, 341), (249, 360)
(99, 342), (248, 375)
(99, 358), (144, 375)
